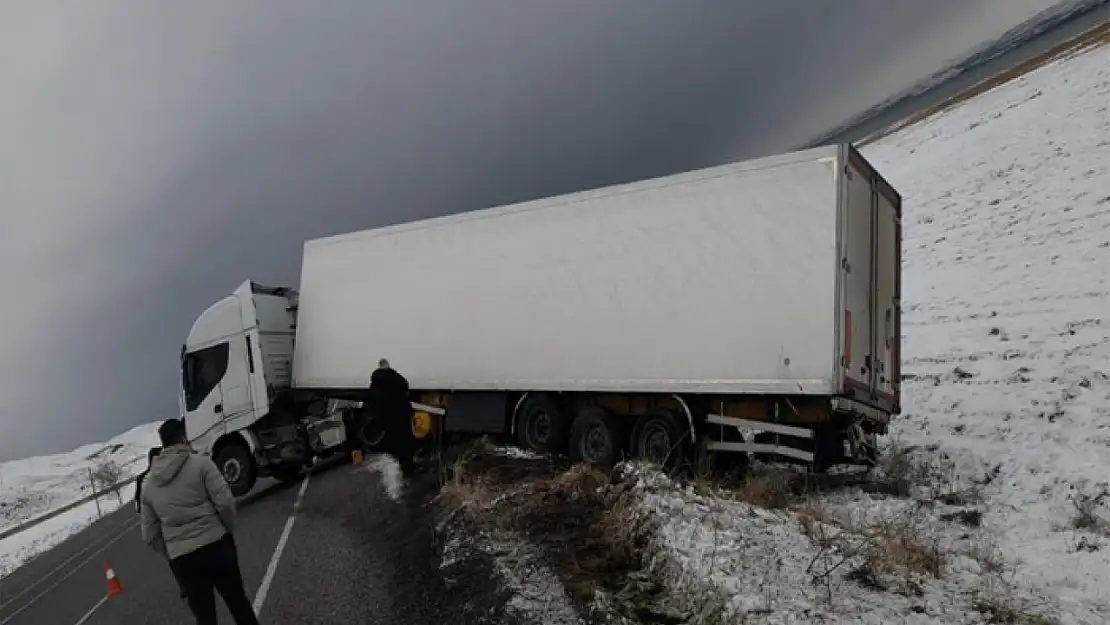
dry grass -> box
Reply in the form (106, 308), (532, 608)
(800, 496), (946, 604)
(439, 446), (500, 524)
(965, 535), (1063, 625)
(872, 442), (983, 506)
(962, 525), (1062, 623)
(436, 441), (665, 620)
(875, 443), (932, 498)
(734, 469), (796, 510)
(1069, 486), (1109, 534)
(972, 585), (1062, 625)
(865, 520), (945, 580)
(968, 536), (1008, 577)
(860, 20), (1110, 147)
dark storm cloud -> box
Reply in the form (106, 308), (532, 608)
(0, 0), (1062, 460)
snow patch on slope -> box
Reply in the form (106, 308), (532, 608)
(0, 422), (159, 578)
(620, 40), (1110, 625)
(862, 39), (1110, 621)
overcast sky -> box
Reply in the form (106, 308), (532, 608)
(0, 0), (1065, 461)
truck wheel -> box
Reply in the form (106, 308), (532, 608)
(214, 443), (257, 497)
(269, 463), (303, 484)
(568, 408), (621, 466)
(630, 411), (686, 468)
(514, 394), (568, 454)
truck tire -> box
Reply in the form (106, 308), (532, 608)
(514, 394), (568, 454)
(568, 408), (622, 466)
(214, 442), (257, 498)
(630, 410), (686, 468)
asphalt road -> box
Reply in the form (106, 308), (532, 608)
(0, 457), (449, 625)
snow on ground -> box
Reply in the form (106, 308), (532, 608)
(622, 467), (1019, 625)
(631, 41), (1110, 625)
(365, 453), (405, 502)
(863, 39), (1110, 621)
(0, 422), (160, 578)
(0, 483), (138, 579)
(441, 529), (584, 625)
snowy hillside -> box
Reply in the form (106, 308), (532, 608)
(637, 40), (1110, 625)
(439, 39), (1110, 625)
(0, 422), (160, 577)
(863, 38), (1110, 619)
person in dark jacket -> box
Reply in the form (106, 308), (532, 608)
(368, 358), (417, 477)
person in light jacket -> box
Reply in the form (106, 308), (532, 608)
(134, 445), (187, 599)
(140, 419), (259, 625)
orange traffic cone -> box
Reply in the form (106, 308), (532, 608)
(105, 561), (123, 597)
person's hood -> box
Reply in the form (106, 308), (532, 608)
(147, 444), (193, 487)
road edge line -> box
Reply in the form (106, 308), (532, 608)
(72, 595), (108, 625)
(0, 522), (137, 625)
(251, 472), (311, 616)
(0, 516), (136, 613)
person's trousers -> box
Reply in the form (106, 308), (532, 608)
(172, 534), (259, 625)
(167, 558), (187, 598)
(383, 425), (416, 476)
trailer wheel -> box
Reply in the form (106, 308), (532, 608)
(568, 408), (622, 466)
(214, 442), (257, 497)
(630, 411), (686, 468)
(514, 394), (568, 453)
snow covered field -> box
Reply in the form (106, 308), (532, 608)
(2, 17), (1107, 621)
(437, 37), (1110, 625)
(635, 40), (1110, 625)
(867, 38), (1110, 620)
(0, 422), (159, 578)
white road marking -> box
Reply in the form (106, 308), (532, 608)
(251, 472), (311, 616)
(0, 522), (138, 625)
(72, 595), (108, 625)
(0, 516), (135, 613)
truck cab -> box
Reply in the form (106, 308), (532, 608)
(180, 280), (355, 496)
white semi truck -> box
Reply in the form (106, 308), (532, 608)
(179, 143), (902, 496)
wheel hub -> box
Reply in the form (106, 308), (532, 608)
(528, 411), (551, 445)
(642, 424), (672, 461)
(223, 458), (242, 483)
(583, 425), (609, 461)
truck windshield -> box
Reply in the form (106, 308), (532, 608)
(181, 342), (230, 412)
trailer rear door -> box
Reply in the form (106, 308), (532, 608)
(839, 146), (901, 412)
(872, 171), (901, 411)
(841, 152), (875, 402)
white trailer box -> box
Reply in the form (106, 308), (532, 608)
(292, 144), (900, 414)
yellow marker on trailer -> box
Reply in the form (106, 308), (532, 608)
(412, 411), (433, 439)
